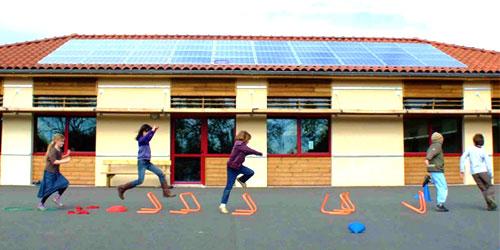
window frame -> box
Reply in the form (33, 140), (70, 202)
(492, 116), (500, 156)
(403, 116), (462, 157)
(33, 113), (96, 156)
(267, 115), (331, 157)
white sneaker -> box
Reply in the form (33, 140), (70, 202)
(52, 196), (64, 207)
(219, 205), (229, 214)
(237, 178), (247, 190)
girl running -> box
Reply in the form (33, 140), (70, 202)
(37, 134), (71, 211)
(219, 130), (262, 214)
(117, 124), (175, 199)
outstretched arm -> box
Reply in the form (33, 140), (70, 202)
(138, 129), (156, 144)
(241, 144), (263, 156)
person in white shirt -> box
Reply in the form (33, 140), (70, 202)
(460, 134), (496, 211)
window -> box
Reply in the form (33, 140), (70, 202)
(403, 98), (463, 110)
(171, 96), (236, 108)
(492, 98), (500, 110)
(208, 118), (235, 154)
(267, 118), (329, 155)
(267, 97), (331, 109)
(33, 96), (97, 107)
(34, 116), (96, 153)
(493, 118), (500, 153)
(404, 118), (462, 153)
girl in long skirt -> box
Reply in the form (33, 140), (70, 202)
(37, 134), (71, 211)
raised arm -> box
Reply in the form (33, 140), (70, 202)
(138, 130), (156, 144)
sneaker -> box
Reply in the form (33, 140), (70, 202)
(487, 201), (497, 211)
(37, 203), (47, 211)
(219, 206), (229, 214)
(52, 196), (64, 207)
(422, 175), (431, 187)
(237, 178), (247, 190)
(436, 204), (449, 212)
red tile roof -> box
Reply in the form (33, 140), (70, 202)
(0, 34), (499, 76)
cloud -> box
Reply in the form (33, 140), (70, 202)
(0, 0), (498, 50)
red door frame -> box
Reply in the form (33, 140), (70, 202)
(170, 114), (235, 185)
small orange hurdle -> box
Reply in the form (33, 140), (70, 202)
(232, 192), (257, 216)
(169, 192), (202, 215)
(137, 192), (162, 214)
(320, 192), (356, 215)
(401, 190), (427, 214)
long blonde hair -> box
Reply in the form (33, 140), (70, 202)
(44, 134), (65, 161)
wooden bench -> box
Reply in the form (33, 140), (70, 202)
(101, 160), (171, 187)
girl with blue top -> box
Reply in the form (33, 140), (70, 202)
(117, 124), (175, 200)
(460, 134), (496, 211)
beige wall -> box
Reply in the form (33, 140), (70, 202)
(235, 79), (267, 187)
(97, 78), (171, 109)
(236, 79), (267, 109)
(463, 81), (493, 184)
(331, 80), (404, 186)
(2, 78), (33, 108)
(332, 80), (403, 110)
(1, 113), (33, 185)
(95, 114), (171, 186)
(332, 116), (405, 186)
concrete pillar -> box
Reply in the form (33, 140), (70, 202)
(462, 81), (492, 185)
(331, 80), (405, 186)
(236, 79), (267, 187)
(1, 78), (34, 185)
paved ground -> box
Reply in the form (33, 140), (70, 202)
(0, 185), (499, 250)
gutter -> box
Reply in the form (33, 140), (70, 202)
(0, 69), (499, 78)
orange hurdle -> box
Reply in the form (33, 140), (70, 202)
(137, 192), (163, 214)
(232, 192), (257, 216)
(401, 191), (427, 214)
(320, 192), (356, 215)
(169, 192), (202, 215)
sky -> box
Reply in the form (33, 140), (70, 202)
(0, 0), (499, 51)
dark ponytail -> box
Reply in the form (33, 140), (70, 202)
(136, 124), (152, 141)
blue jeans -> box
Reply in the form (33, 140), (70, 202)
(220, 166), (254, 204)
(431, 172), (448, 204)
(131, 160), (166, 187)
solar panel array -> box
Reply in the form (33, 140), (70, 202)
(38, 39), (466, 67)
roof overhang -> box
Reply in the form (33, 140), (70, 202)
(0, 69), (499, 79)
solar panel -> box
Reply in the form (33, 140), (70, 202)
(38, 39), (467, 67)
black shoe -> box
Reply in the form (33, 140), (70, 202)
(422, 175), (431, 187)
(487, 201), (497, 211)
(436, 204), (449, 212)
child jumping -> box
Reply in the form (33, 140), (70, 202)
(460, 134), (497, 211)
(117, 124), (175, 199)
(37, 134), (71, 211)
(424, 132), (449, 212)
(219, 131), (262, 214)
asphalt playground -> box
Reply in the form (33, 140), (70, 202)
(0, 185), (499, 250)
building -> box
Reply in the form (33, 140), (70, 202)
(0, 34), (499, 187)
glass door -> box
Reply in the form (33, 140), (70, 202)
(171, 116), (235, 185)
(172, 118), (203, 184)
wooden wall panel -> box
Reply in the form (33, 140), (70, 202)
(404, 156), (461, 185)
(205, 157), (227, 186)
(268, 79), (331, 97)
(268, 157), (331, 186)
(33, 155), (95, 185)
(171, 78), (236, 96)
(34, 78), (97, 96)
(491, 81), (500, 99)
(494, 156), (500, 184)
(403, 80), (463, 98)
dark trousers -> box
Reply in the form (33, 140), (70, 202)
(472, 172), (495, 206)
(220, 166), (254, 204)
